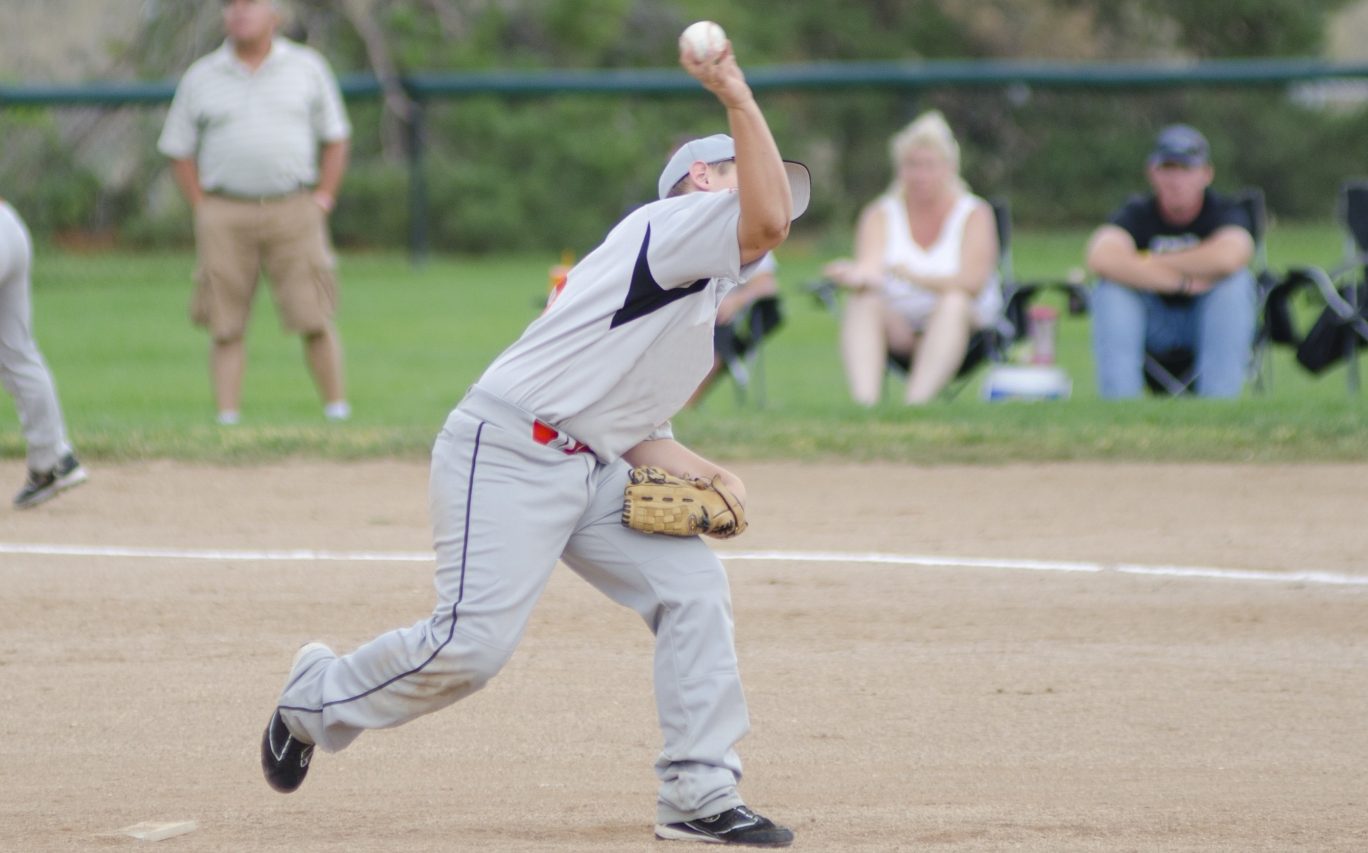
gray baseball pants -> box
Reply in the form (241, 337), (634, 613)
(0, 202), (72, 473)
(279, 386), (750, 823)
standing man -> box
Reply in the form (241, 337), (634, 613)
(0, 199), (88, 508)
(158, 0), (352, 425)
(1086, 124), (1256, 398)
(260, 33), (809, 848)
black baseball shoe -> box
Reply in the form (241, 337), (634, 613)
(260, 643), (332, 793)
(13, 453), (87, 509)
(260, 709), (314, 793)
(655, 805), (794, 847)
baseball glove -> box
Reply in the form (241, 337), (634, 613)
(621, 466), (748, 539)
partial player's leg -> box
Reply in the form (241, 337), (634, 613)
(561, 462), (793, 845)
(0, 205), (80, 505)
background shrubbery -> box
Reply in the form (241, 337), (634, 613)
(1, 0), (1362, 251)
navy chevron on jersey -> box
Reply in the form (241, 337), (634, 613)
(477, 189), (759, 462)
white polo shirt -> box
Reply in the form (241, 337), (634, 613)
(158, 38), (350, 197)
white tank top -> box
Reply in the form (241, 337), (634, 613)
(879, 192), (1002, 327)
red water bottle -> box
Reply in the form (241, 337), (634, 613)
(1028, 304), (1059, 365)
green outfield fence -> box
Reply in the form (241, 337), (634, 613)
(5, 58), (1368, 260)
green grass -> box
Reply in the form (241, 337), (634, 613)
(1, 223), (1364, 464)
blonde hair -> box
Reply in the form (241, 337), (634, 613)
(888, 110), (967, 195)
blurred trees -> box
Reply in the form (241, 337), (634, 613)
(1, 0), (1363, 251)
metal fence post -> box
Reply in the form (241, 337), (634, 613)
(406, 96), (428, 266)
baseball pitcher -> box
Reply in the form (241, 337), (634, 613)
(261, 29), (808, 848)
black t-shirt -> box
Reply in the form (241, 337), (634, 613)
(1109, 188), (1251, 303)
(1110, 188), (1251, 253)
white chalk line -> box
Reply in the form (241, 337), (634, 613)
(0, 542), (1364, 588)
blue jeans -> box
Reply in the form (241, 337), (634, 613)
(1091, 271), (1256, 399)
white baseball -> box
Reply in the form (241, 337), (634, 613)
(679, 20), (726, 63)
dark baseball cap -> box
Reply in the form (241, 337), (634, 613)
(1148, 124), (1210, 167)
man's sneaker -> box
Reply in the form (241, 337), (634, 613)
(13, 453), (87, 509)
(260, 642), (332, 793)
(323, 401), (351, 422)
(655, 805), (794, 847)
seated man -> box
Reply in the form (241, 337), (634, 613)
(1085, 124), (1256, 398)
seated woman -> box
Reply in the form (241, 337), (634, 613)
(824, 110), (1001, 404)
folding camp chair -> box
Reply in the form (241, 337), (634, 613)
(807, 197), (1086, 399)
(713, 294), (783, 406)
(1257, 181), (1368, 393)
(1143, 186), (1275, 395)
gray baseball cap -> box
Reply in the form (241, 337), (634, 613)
(657, 133), (811, 219)
(1148, 124), (1210, 167)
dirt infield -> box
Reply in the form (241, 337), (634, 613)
(2, 459), (1365, 852)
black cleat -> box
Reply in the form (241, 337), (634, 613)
(260, 708), (314, 793)
(260, 642), (331, 793)
(14, 452), (87, 509)
(655, 805), (794, 847)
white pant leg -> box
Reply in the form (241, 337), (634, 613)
(280, 406), (596, 752)
(0, 203), (70, 472)
(561, 461), (749, 824)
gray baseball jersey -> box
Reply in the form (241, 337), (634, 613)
(478, 188), (759, 462)
(276, 186), (761, 825)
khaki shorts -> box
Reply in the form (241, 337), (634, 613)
(191, 192), (338, 341)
